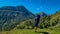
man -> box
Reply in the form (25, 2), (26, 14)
(34, 14), (40, 32)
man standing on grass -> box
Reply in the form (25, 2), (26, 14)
(34, 14), (40, 32)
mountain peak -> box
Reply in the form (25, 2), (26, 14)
(17, 5), (25, 8)
(0, 5), (26, 11)
(39, 12), (45, 14)
(39, 12), (47, 17)
(0, 5), (35, 30)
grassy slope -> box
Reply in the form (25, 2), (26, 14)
(1, 11), (60, 34)
(1, 22), (60, 34)
(1, 21), (60, 34)
(1, 27), (60, 34)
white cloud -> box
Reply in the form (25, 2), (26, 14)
(37, 6), (43, 11)
(37, 8), (40, 10)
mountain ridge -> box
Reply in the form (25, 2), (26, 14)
(0, 5), (35, 31)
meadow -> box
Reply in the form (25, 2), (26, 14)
(1, 27), (60, 34)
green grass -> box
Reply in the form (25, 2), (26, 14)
(1, 21), (60, 34)
(1, 28), (60, 34)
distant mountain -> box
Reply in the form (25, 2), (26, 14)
(39, 11), (60, 28)
(16, 11), (60, 29)
(38, 12), (47, 18)
(0, 6), (35, 31)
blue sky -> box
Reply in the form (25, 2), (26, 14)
(0, 0), (60, 14)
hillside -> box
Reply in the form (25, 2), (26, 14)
(15, 11), (60, 29)
(0, 5), (60, 34)
(0, 6), (35, 31)
(39, 11), (60, 28)
(0, 10), (60, 34)
(2, 11), (59, 34)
